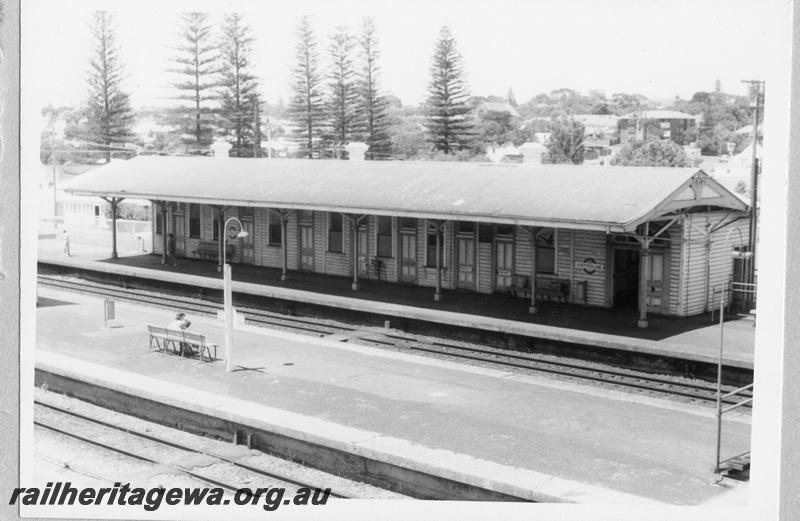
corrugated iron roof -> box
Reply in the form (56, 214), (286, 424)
(61, 157), (747, 232)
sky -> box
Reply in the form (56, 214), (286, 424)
(22, 0), (778, 111)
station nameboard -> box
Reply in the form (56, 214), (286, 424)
(575, 258), (605, 275)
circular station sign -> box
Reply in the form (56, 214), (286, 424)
(575, 258), (604, 275)
(226, 219), (243, 240)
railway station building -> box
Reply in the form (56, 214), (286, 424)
(63, 156), (750, 327)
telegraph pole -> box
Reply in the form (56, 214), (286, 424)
(51, 128), (58, 228)
(741, 79), (764, 293)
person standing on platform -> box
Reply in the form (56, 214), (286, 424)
(62, 229), (70, 257)
(167, 233), (176, 266)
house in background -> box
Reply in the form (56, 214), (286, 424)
(470, 99), (520, 119)
(582, 137), (614, 162)
(617, 110), (700, 146)
(37, 160), (151, 250)
(573, 114), (619, 141)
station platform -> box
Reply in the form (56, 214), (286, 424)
(34, 286), (752, 504)
(37, 237), (755, 370)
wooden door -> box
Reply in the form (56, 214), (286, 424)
(173, 215), (185, 256)
(457, 237), (475, 289)
(646, 252), (664, 312)
(495, 240), (513, 290)
(300, 224), (314, 271)
(357, 227), (368, 275)
(241, 220), (254, 264)
(400, 232), (417, 282)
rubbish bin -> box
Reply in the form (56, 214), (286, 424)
(576, 280), (588, 304)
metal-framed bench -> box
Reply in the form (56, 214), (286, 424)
(510, 275), (570, 303)
(194, 241), (234, 261)
(536, 278), (570, 303)
(147, 325), (217, 362)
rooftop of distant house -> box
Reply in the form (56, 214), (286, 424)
(619, 110), (700, 121)
(475, 100), (520, 118)
(573, 114), (619, 127)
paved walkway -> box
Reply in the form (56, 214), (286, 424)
(35, 287), (751, 505)
(38, 236), (756, 366)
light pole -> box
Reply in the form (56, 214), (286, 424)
(222, 216), (250, 372)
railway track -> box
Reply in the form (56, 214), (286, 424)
(38, 274), (355, 337)
(34, 391), (404, 499)
(38, 274), (752, 409)
(355, 333), (752, 408)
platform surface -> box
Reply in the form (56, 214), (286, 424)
(34, 286), (751, 505)
(37, 237), (755, 369)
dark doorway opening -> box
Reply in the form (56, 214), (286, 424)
(613, 249), (640, 308)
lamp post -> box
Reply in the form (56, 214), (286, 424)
(222, 216), (249, 372)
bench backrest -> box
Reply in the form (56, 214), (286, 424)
(148, 325), (168, 336)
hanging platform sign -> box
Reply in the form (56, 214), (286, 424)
(226, 219), (243, 240)
(575, 258), (605, 275)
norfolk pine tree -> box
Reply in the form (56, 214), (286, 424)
(170, 12), (218, 149)
(425, 26), (475, 155)
(82, 11), (135, 163)
(357, 17), (392, 159)
(218, 13), (259, 157)
(326, 26), (359, 159)
(289, 16), (326, 159)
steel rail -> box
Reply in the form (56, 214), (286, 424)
(35, 401), (349, 498)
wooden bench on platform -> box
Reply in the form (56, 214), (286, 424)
(194, 241), (235, 261)
(147, 325), (217, 362)
(510, 275), (570, 303)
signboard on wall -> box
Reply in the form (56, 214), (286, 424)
(575, 258), (605, 275)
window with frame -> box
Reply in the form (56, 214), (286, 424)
(241, 206), (254, 220)
(496, 224), (514, 237)
(426, 228), (445, 268)
(377, 216), (393, 257)
(457, 221), (474, 234)
(535, 229), (555, 274)
(189, 205), (201, 238)
(268, 212), (282, 246)
(299, 210), (313, 224)
(328, 213), (343, 253)
(212, 216), (219, 241)
(400, 217), (416, 230)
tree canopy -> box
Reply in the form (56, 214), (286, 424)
(326, 25), (359, 158)
(79, 11), (136, 163)
(170, 12), (218, 149)
(611, 139), (697, 167)
(288, 16), (326, 158)
(424, 26), (475, 155)
(357, 17), (392, 159)
(218, 13), (260, 157)
(542, 118), (584, 164)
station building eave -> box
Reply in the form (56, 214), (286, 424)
(61, 156), (749, 233)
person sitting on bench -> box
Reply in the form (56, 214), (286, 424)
(167, 312), (192, 356)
